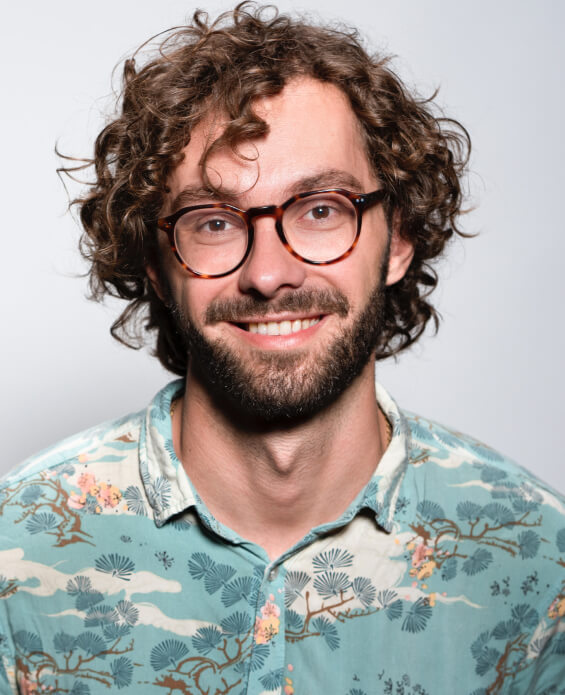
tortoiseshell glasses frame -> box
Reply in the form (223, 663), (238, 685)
(156, 188), (387, 278)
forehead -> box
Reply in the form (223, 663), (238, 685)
(166, 77), (376, 206)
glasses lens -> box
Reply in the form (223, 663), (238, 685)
(174, 207), (248, 275)
(283, 193), (357, 262)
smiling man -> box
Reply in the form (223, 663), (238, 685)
(1, 5), (564, 695)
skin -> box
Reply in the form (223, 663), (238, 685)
(149, 78), (414, 560)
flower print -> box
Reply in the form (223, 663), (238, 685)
(283, 673), (295, 694)
(408, 542), (438, 581)
(416, 560), (437, 580)
(255, 616), (280, 644)
(19, 673), (40, 695)
(255, 598), (281, 644)
(548, 597), (565, 620)
(97, 483), (122, 508)
(411, 542), (433, 568)
(261, 599), (280, 619)
(69, 474), (123, 514)
(77, 472), (97, 494)
(67, 493), (87, 510)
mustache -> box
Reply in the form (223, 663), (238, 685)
(205, 289), (350, 324)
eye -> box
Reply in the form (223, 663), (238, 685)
(289, 195), (352, 230)
(189, 211), (243, 235)
(308, 204), (333, 220)
(202, 218), (229, 232)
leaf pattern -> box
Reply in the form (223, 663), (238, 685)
(150, 639), (189, 671)
(518, 530), (540, 559)
(191, 626), (222, 654)
(313, 571), (351, 599)
(351, 577), (376, 607)
(111, 657), (133, 688)
(285, 570), (310, 607)
(312, 548), (354, 572)
(221, 611), (252, 636)
(312, 616), (340, 650)
(95, 553), (135, 580)
(462, 549), (493, 576)
(417, 500), (445, 521)
(402, 598), (432, 633)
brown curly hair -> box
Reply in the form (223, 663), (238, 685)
(61, 2), (471, 376)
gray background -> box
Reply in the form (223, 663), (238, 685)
(1, 1), (563, 491)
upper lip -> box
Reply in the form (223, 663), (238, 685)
(228, 313), (324, 323)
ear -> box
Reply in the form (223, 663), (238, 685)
(385, 215), (414, 286)
(146, 264), (166, 302)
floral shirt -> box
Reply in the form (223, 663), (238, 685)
(1, 380), (564, 695)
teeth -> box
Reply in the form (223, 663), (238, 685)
(247, 317), (320, 335)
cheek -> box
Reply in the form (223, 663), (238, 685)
(173, 277), (234, 323)
(325, 245), (386, 307)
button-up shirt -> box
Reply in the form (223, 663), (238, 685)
(1, 380), (564, 694)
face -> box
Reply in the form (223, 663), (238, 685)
(152, 78), (413, 422)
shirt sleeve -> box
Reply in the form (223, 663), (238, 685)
(510, 581), (565, 694)
(0, 594), (17, 694)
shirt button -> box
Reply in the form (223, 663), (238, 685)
(267, 567), (278, 581)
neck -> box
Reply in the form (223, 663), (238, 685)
(172, 360), (389, 560)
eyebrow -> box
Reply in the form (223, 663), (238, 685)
(169, 186), (227, 213)
(169, 169), (367, 213)
(289, 169), (366, 195)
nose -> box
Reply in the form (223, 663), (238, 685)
(237, 214), (307, 298)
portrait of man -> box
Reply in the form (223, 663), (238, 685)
(1, 3), (563, 694)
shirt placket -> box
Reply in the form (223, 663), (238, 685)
(245, 560), (288, 695)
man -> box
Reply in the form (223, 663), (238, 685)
(1, 4), (563, 694)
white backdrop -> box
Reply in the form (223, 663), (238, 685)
(1, 0), (563, 491)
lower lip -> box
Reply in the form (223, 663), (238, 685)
(225, 317), (326, 349)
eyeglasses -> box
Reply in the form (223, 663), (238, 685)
(157, 188), (386, 278)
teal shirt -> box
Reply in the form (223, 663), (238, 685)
(1, 380), (564, 695)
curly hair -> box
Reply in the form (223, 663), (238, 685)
(61, 2), (471, 376)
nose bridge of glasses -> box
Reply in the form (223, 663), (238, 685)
(246, 204), (281, 227)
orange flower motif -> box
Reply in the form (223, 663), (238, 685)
(255, 599), (281, 644)
(97, 483), (122, 508)
(416, 560), (437, 580)
(254, 615), (280, 644)
(548, 597), (565, 619)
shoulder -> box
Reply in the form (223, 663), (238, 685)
(399, 410), (565, 581)
(0, 411), (144, 541)
(397, 413), (565, 682)
(403, 410), (564, 507)
(400, 409), (565, 570)
(0, 411), (145, 490)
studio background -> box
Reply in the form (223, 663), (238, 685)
(2, 0), (563, 492)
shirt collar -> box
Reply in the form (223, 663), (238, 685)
(139, 378), (411, 533)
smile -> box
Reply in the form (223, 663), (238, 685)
(241, 317), (321, 335)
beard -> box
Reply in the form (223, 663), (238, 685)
(167, 245), (390, 424)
